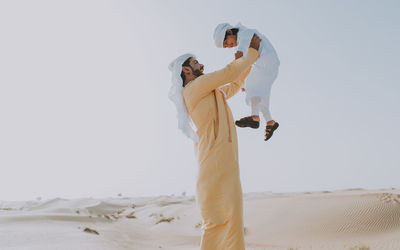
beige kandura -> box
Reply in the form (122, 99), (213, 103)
(183, 48), (259, 249)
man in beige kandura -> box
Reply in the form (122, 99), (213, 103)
(168, 34), (262, 249)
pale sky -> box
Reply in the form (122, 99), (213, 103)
(0, 0), (399, 201)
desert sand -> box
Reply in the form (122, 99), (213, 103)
(1, 188), (400, 250)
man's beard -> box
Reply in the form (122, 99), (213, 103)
(192, 69), (203, 77)
(191, 66), (204, 77)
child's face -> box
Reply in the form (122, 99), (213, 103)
(223, 34), (238, 48)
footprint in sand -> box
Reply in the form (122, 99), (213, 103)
(126, 211), (136, 219)
(155, 217), (175, 224)
(0, 207), (12, 211)
(378, 193), (400, 204)
(348, 246), (370, 250)
(82, 227), (99, 235)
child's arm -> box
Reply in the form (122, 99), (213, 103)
(218, 65), (251, 100)
(237, 29), (255, 58)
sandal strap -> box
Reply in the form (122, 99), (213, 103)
(264, 122), (279, 141)
(265, 123), (277, 133)
(240, 116), (258, 122)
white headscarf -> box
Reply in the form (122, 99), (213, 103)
(213, 23), (233, 48)
(168, 53), (199, 142)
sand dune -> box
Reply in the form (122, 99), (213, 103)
(1, 189), (400, 249)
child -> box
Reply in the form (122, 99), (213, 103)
(213, 22), (280, 141)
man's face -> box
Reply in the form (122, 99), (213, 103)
(187, 57), (204, 77)
(223, 34), (238, 48)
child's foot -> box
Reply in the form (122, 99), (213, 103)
(235, 115), (260, 129)
(265, 120), (279, 141)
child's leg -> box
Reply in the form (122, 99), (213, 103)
(260, 103), (272, 123)
(259, 91), (279, 141)
(259, 91), (273, 124)
(250, 97), (262, 121)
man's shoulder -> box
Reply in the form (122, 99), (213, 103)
(182, 82), (191, 98)
(182, 77), (202, 97)
(183, 75), (215, 98)
(184, 75), (208, 89)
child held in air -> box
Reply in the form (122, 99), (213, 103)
(214, 22), (280, 141)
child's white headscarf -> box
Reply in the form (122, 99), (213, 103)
(168, 53), (199, 142)
(213, 23), (233, 48)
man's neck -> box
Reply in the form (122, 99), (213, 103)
(184, 75), (196, 86)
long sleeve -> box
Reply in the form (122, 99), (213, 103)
(218, 65), (251, 100)
(237, 29), (255, 58)
(184, 48), (259, 110)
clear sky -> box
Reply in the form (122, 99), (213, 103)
(0, 0), (399, 201)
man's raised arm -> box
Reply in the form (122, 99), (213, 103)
(218, 65), (251, 100)
(185, 35), (261, 103)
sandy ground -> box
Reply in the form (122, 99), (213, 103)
(1, 188), (400, 250)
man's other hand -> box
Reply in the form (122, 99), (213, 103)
(235, 51), (243, 60)
(249, 34), (262, 51)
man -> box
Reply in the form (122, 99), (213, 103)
(168, 34), (261, 250)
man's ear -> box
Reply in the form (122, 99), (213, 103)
(182, 66), (192, 75)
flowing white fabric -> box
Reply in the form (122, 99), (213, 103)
(214, 22), (281, 118)
(213, 23), (233, 48)
(168, 53), (199, 142)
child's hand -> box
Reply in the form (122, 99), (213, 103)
(241, 88), (245, 92)
(235, 51), (243, 60)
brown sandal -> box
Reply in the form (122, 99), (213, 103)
(265, 122), (279, 141)
(235, 116), (260, 129)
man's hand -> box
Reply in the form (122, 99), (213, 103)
(241, 88), (245, 92)
(249, 34), (262, 51)
(235, 51), (243, 60)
